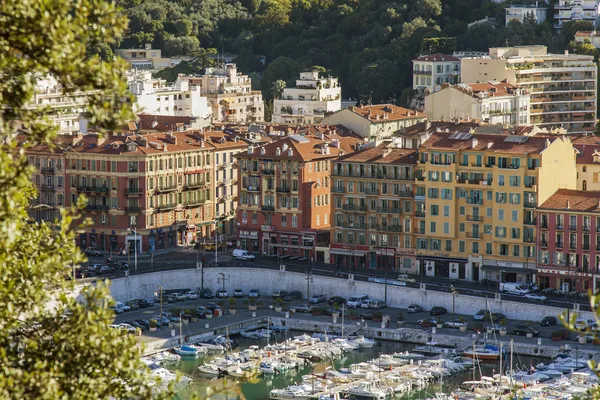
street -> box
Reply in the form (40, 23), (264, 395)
(84, 247), (592, 312)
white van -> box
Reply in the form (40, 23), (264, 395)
(347, 294), (368, 308)
(500, 282), (530, 296)
(233, 249), (256, 260)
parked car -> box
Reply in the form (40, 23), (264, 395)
(487, 313), (506, 322)
(524, 293), (548, 302)
(554, 330), (571, 340)
(472, 309), (488, 321)
(88, 264), (103, 272)
(407, 304), (423, 314)
(135, 319), (150, 330)
(485, 324), (502, 333)
(204, 242), (224, 251)
(216, 289), (228, 298)
(574, 319), (594, 331)
(196, 307), (211, 318)
(328, 296), (346, 306)
(152, 315), (170, 326)
(126, 321), (146, 331)
(199, 288), (213, 299)
(125, 300), (140, 311)
(430, 306), (447, 316)
(117, 323), (137, 334)
(365, 299), (387, 310)
(99, 265), (114, 275)
(272, 290), (289, 300)
(203, 303), (221, 312)
(291, 304), (310, 313)
(418, 318), (439, 327)
(233, 289), (244, 298)
(514, 325), (541, 337)
(500, 282), (530, 296)
(84, 247), (102, 257)
(232, 249), (256, 260)
(115, 301), (131, 312)
(248, 289), (260, 298)
(578, 334), (595, 343)
(541, 316), (557, 327)
(397, 274), (416, 283)
(186, 291), (199, 300)
(347, 294), (368, 308)
(288, 290), (303, 300)
(310, 294), (326, 304)
(444, 320), (468, 329)
(110, 304), (125, 314)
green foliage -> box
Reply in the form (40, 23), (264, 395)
(0, 0), (174, 398)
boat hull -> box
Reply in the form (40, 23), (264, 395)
(461, 352), (499, 361)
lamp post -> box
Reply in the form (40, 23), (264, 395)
(218, 272), (227, 295)
(305, 270), (313, 301)
(158, 285), (163, 330)
(451, 285), (458, 320)
(129, 226), (138, 272)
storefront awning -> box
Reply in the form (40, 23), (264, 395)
(330, 248), (368, 256)
(482, 264), (533, 273)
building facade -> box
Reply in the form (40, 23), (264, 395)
(26, 132), (219, 253)
(235, 134), (361, 262)
(537, 189), (600, 293)
(177, 64), (264, 123)
(424, 82), (531, 125)
(415, 132), (576, 284)
(412, 54), (461, 95)
(330, 143), (418, 273)
(461, 46), (597, 134)
(322, 104), (427, 142)
(505, 4), (547, 26)
(272, 71), (342, 124)
(554, 0), (600, 30)
(115, 46), (189, 69)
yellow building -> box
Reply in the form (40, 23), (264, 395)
(572, 136), (600, 191)
(415, 132), (576, 284)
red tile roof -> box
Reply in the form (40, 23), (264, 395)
(574, 144), (600, 164)
(420, 132), (559, 154)
(337, 143), (418, 164)
(348, 104), (426, 122)
(539, 189), (600, 212)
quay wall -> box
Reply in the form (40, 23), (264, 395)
(107, 268), (593, 323)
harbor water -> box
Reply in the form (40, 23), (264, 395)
(168, 331), (544, 400)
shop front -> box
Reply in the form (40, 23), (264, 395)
(330, 245), (368, 271)
(481, 261), (536, 285)
(537, 267), (593, 293)
(238, 230), (259, 252)
(417, 256), (468, 280)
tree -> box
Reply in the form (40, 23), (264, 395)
(0, 1), (173, 398)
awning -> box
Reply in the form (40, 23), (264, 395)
(418, 255), (467, 263)
(482, 264), (531, 273)
(330, 248), (368, 256)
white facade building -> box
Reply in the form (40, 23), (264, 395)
(424, 82), (531, 125)
(505, 4), (547, 26)
(177, 64), (264, 123)
(412, 54), (461, 95)
(272, 71), (341, 124)
(128, 71), (211, 119)
(574, 30), (600, 47)
(554, 0), (600, 30)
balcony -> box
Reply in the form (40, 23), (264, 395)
(77, 185), (109, 193)
(262, 168), (275, 175)
(125, 206), (141, 213)
(569, 225), (577, 231)
(364, 189), (379, 195)
(524, 201), (536, 208)
(157, 203), (177, 211)
(343, 204), (367, 211)
(156, 184), (178, 193)
(415, 211), (426, 218)
(466, 215), (483, 222)
(524, 236), (535, 243)
(466, 232), (482, 239)
(397, 190), (414, 197)
(184, 182), (204, 190)
(276, 187), (290, 193)
(378, 225), (402, 233)
(541, 241), (548, 248)
(41, 184), (55, 191)
(556, 224), (564, 230)
(466, 198), (483, 205)
(246, 186), (260, 192)
(524, 218), (536, 226)
(569, 243), (577, 250)
(556, 241), (564, 249)
(332, 187), (346, 193)
(184, 199), (204, 207)
(583, 225), (591, 232)
(261, 205), (275, 212)
(125, 187), (142, 196)
(85, 204), (108, 211)
(583, 244), (590, 251)
(41, 166), (56, 173)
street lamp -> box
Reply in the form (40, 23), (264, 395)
(305, 270), (313, 301)
(129, 226), (138, 272)
(451, 285), (458, 320)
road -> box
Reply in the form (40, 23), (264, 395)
(82, 247), (591, 312)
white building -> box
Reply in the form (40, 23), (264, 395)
(177, 64), (264, 123)
(30, 76), (95, 135)
(128, 71), (212, 119)
(272, 71), (341, 124)
(424, 81), (531, 125)
(554, 0), (600, 30)
(461, 46), (597, 134)
(505, 4), (547, 26)
(412, 54), (461, 95)
(321, 104), (427, 141)
(574, 30), (600, 47)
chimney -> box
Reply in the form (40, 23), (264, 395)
(425, 120), (431, 130)
(163, 144), (168, 152)
(260, 147), (266, 155)
(276, 147), (281, 156)
(545, 138), (550, 148)
(288, 148), (293, 157)
(487, 142), (493, 149)
(472, 138), (478, 148)
(567, 200), (570, 209)
(248, 145), (254, 154)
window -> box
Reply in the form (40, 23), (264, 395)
(430, 222), (436, 233)
(496, 192), (506, 203)
(512, 210), (518, 222)
(428, 188), (439, 198)
(509, 193), (521, 204)
(459, 241), (465, 253)
(511, 228), (520, 239)
(443, 222), (449, 234)
(499, 244), (508, 256)
(459, 223), (465, 232)
(292, 215), (298, 227)
(498, 209), (504, 221)
(486, 243), (492, 255)
(443, 205), (450, 217)
(472, 242), (479, 254)
(252, 212), (258, 224)
(430, 205), (439, 216)
(459, 206), (465, 215)
(445, 240), (452, 251)
(442, 189), (452, 200)
(281, 215), (287, 227)
(495, 227), (506, 238)
(509, 176), (520, 187)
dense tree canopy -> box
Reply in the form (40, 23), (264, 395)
(116, 0), (590, 105)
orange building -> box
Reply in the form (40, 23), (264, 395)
(236, 133), (362, 262)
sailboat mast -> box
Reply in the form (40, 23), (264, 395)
(341, 303), (345, 338)
(472, 341), (476, 383)
(179, 312), (183, 346)
(499, 342), (503, 378)
(509, 339), (514, 385)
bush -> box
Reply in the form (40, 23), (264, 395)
(458, 316), (465, 323)
(500, 318), (507, 327)
(149, 319), (158, 328)
(551, 330), (564, 340)
(170, 307), (181, 316)
(274, 297), (285, 307)
(472, 322), (484, 333)
(396, 312), (404, 321)
(373, 311), (383, 320)
(228, 298), (237, 308)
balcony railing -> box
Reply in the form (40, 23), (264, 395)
(41, 184), (55, 191)
(524, 201), (536, 208)
(157, 203), (177, 211)
(466, 215), (483, 222)
(569, 225), (577, 231)
(524, 218), (537, 226)
(332, 187), (346, 193)
(276, 187), (290, 193)
(156, 184), (178, 193)
(338, 222), (366, 229)
(466, 232), (481, 239)
(415, 211), (426, 218)
(343, 204), (367, 211)
(262, 169), (275, 175)
(41, 166), (56, 173)
(85, 204), (108, 211)
(184, 182), (204, 190)
(125, 206), (141, 213)
(261, 205), (275, 211)
(556, 224), (564, 230)
(125, 187), (142, 195)
(184, 199), (204, 207)
(466, 198), (483, 205)
(77, 186), (109, 193)
(583, 225), (591, 232)
(246, 186), (260, 192)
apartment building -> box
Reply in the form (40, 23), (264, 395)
(505, 4), (547, 26)
(115, 46), (190, 69)
(537, 189), (600, 293)
(31, 132), (216, 253)
(200, 131), (247, 237)
(424, 81), (531, 125)
(415, 132), (576, 284)
(322, 104), (427, 141)
(330, 143), (418, 273)
(235, 133), (362, 262)
(461, 46), (597, 134)
(574, 30), (600, 48)
(28, 76), (95, 135)
(25, 138), (69, 222)
(554, 0), (600, 30)
(272, 71), (342, 124)
(412, 54), (461, 95)
(128, 71), (212, 120)
(177, 63), (264, 123)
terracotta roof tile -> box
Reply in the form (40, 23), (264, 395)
(420, 132), (557, 154)
(348, 104), (426, 122)
(574, 144), (600, 164)
(539, 189), (600, 212)
(337, 143), (418, 164)
(413, 53), (460, 62)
